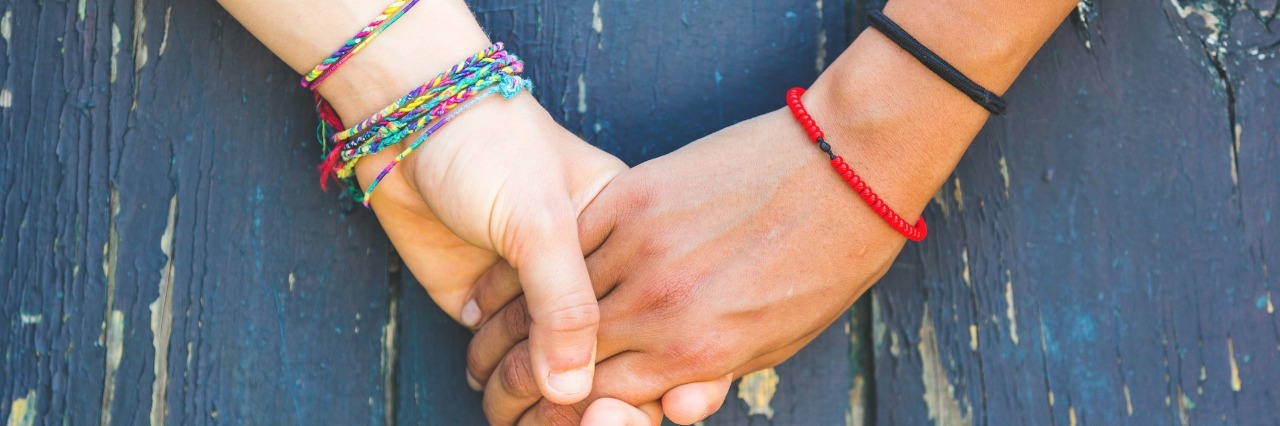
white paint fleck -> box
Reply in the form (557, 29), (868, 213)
(1, 11), (11, 48)
(738, 368), (779, 419)
(1228, 338), (1241, 391)
(1231, 123), (1241, 185)
(814, 0), (827, 72)
(132, 0), (148, 72)
(999, 156), (1010, 198)
(968, 325), (979, 351)
(159, 6), (171, 56)
(952, 177), (964, 212)
(1124, 384), (1134, 416)
(7, 389), (36, 426)
(19, 313), (41, 325)
(100, 309), (125, 426)
(1005, 270), (1019, 345)
(0, 89), (12, 109)
(961, 248), (971, 286)
(288, 272), (296, 291)
(919, 306), (973, 426)
(1267, 291), (1274, 314)
(111, 24), (121, 83)
(150, 196), (177, 426)
(591, 0), (604, 50)
(576, 73), (588, 114)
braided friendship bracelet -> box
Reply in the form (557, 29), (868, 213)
(301, 0), (422, 90)
(867, 10), (1006, 115)
(307, 42), (531, 205)
(785, 88), (927, 241)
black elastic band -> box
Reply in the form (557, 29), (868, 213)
(867, 11), (1006, 115)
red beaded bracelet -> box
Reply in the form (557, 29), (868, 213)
(785, 87), (928, 241)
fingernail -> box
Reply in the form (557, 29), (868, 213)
(466, 371), (482, 392)
(461, 299), (480, 328)
(547, 366), (592, 396)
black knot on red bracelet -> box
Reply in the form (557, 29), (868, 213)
(785, 87), (928, 242)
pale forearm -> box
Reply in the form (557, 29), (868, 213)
(217, 0), (490, 125)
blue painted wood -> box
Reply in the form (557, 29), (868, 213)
(871, 0), (1280, 424)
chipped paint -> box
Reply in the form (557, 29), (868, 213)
(1005, 270), (1019, 344)
(998, 156), (1010, 198)
(0, 89), (10, 108)
(1230, 122), (1240, 185)
(288, 272), (296, 291)
(100, 310), (125, 426)
(1124, 383), (1134, 415)
(6, 389), (36, 426)
(577, 73), (588, 113)
(738, 368), (779, 419)
(952, 177), (964, 212)
(931, 188), (951, 218)
(19, 313), (41, 324)
(960, 248), (971, 286)
(133, 0), (148, 72)
(1228, 338), (1241, 391)
(591, 0), (603, 49)
(968, 325), (979, 351)
(1267, 291), (1275, 314)
(382, 290), (400, 426)
(919, 306), (973, 426)
(1069, 406), (1078, 426)
(814, 0), (827, 72)
(110, 24), (121, 83)
(150, 196), (177, 425)
(159, 6), (171, 56)
(1, 11), (11, 49)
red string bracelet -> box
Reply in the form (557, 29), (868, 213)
(785, 87), (927, 241)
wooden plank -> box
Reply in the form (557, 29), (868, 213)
(3, 0), (396, 424)
(871, 0), (1280, 424)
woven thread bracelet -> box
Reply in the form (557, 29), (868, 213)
(867, 10), (1006, 115)
(301, 0), (421, 90)
(785, 87), (927, 241)
(314, 43), (531, 205)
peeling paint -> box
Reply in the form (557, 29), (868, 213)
(998, 156), (1010, 198)
(1005, 270), (1019, 344)
(591, 0), (603, 49)
(931, 188), (951, 218)
(919, 306), (973, 426)
(159, 6), (171, 56)
(101, 310), (125, 426)
(6, 389), (36, 426)
(952, 177), (964, 212)
(1124, 383), (1134, 415)
(19, 313), (41, 324)
(111, 24), (121, 83)
(133, 0), (148, 72)
(150, 196), (177, 426)
(814, 0), (827, 72)
(1230, 122), (1240, 185)
(1069, 406), (1078, 426)
(1267, 291), (1274, 314)
(78, 0), (88, 21)
(1228, 338), (1241, 391)
(960, 248), (971, 286)
(1, 11), (11, 49)
(289, 272), (296, 291)
(738, 368), (779, 419)
(0, 89), (10, 108)
(382, 289), (399, 426)
(968, 325), (978, 351)
(576, 73), (588, 113)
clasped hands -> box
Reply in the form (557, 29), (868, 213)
(356, 65), (915, 424)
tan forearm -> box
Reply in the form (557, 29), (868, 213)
(806, 0), (1079, 217)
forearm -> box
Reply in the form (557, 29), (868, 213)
(805, 0), (1079, 216)
(217, 0), (490, 126)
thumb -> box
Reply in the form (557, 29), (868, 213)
(509, 211), (600, 405)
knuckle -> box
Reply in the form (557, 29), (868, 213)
(498, 347), (539, 398)
(465, 339), (491, 380)
(502, 298), (532, 340)
(541, 299), (600, 335)
(537, 402), (585, 426)
(663, 338), (729, 378)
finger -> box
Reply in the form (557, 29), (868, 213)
(513, 213), (600, 404)
(661, 374), (733, 425)
(465, 260), (520, 329)
(469, 296), (531, 385)
(482, 341), (541, 426)
(580, 399), (663, 426)
(468, 276), (637, 388)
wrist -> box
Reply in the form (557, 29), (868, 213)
(314, 0), (492, 125)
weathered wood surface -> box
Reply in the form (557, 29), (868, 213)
(872, 0), (1280, 424)
(4, 0), (1277, 424)
(1, 0), (861, 424)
